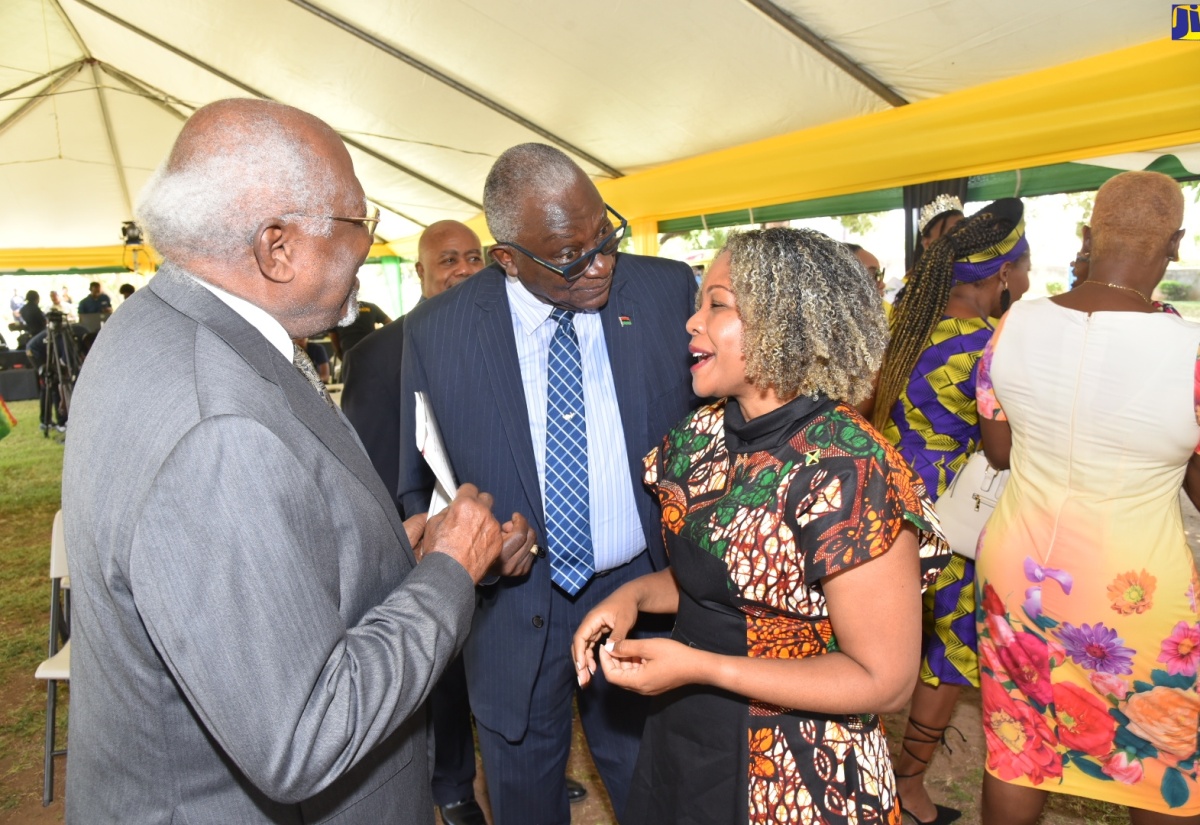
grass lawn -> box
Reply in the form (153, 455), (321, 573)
(1168, 301), (1200, 321)
(0, 399), (65, 815)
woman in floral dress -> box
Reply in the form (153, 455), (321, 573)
(975, 171), (1200, 824)
(572, 228), (949, 824)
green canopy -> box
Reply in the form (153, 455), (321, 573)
(657, 155), (1200, 234)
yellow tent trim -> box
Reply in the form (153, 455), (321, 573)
(0, 245), (157, 273)
(602, 37), (1199, 225)
(6, 38), (1197, 271)
(1, 242), (401, 272)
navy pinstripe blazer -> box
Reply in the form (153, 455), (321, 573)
(398, 255), (698, 740)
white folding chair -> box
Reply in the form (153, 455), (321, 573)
(34, 509), (70, 806)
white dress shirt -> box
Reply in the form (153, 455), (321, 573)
(505, 275), (647, 572)
(193, 278), (293, 360)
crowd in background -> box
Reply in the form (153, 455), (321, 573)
(44, 95), (1200, 825)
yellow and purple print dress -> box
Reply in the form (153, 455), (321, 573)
(625, 395), (948, 825)
(976, 298), (1200, 813)
(882, 314), (996, 688)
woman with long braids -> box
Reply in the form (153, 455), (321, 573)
(873, 199), (1031, 825)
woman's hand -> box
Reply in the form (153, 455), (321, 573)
(979, 415), (1012, 471)
(599, 637), (706, 695)
(1184, 453), (1200, 513)
(571, 586), (641, 688)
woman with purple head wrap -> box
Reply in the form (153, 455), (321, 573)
(872, 198), (1031, 825)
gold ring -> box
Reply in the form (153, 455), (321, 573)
(529, 544), (539, 557)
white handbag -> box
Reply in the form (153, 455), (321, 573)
(932, 451), (1009, 560)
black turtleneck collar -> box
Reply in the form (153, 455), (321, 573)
(724, 393), (836, 455)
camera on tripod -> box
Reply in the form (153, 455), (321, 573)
(35, 310), (83, 436)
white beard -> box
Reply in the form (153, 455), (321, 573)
(336, 284), (360, 327)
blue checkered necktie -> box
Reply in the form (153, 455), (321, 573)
(544, 308), (594, 595)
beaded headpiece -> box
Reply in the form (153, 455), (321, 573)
(918, 194), (964, 234)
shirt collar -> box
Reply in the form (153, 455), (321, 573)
(192, 277), (293, 360)
(505, 274), (558, 337)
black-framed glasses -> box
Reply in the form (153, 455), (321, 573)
(493, 204), (627, 282)
(292, 206), (381, 237)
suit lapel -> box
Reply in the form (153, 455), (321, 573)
(475, 273), (546, 537)
(600, 260), (648, 468)
(149, 266), (415, 565)
(272, 357), (416, 564)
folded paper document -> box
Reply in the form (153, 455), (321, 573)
(414, 391), (458, 516)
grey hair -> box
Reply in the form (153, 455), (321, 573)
(136, 100), (343, 262)
(483, 143), (584, 242)
(722, 227), (889, 406)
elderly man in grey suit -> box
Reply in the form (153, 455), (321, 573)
(61, 98), (529, 824)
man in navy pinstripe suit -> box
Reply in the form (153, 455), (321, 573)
(398, 144), (697, 824)
(343, 221), (589, 824)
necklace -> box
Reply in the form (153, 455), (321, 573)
(1079, 280), (1152, 306)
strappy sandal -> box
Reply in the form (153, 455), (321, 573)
(895, 718), (964, 825)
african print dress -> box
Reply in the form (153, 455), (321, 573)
(882, 314), (996, 688)
(625, 395), (948, 825)
(976, 299), (1200, 813)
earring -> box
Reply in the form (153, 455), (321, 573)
(1000, 286), (1012, 315)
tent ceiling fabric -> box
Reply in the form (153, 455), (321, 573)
(0, 0), (1180, 263)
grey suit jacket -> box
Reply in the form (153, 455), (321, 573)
(61, 264), (475, 824)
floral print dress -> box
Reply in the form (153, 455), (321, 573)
(624, 396), (948, 825)
(976, 298), (1200, 813)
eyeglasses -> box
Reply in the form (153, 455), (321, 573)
(869, 267), (886, 282)
(291, 206), (381, 237)
(493, 205), (628, 282)
(330, 206), (381, 237)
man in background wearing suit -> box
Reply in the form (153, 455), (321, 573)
(398, 144), (698, 824)
(61, 98), (529, 824)
(343, 220), (487, 824)
(342, 219), (486, 503)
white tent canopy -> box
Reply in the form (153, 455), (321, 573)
(0, 0), (1174, 255)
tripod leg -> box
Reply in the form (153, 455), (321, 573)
(39, 365), (52, 435)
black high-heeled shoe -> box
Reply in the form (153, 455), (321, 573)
(895, 718), (963, 825)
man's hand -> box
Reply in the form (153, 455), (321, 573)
(493, 513), (537, 578)
(422, 484), (503, 583)
(402, 513), (427, 554)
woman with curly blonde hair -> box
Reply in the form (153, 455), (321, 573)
(573, 227), (949, 825)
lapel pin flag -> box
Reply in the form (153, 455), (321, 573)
(619, 315), (632, 327)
